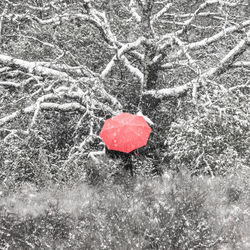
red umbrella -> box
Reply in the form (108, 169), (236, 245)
(99, 112), (152, 153)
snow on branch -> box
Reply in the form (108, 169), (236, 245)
(205, 0), (239, 7)
(155, 0), (224, 46)
(178, 0), (239, 32)
(0, 66), (11, 73)
(144, 29), (250, 98)
(4, 0), (51, 11)
(0, 3), (8, 44)
(203, 30), (250, 76)
(177, 0), (216, 34)
(93, 81), (123, 110)
(12, 4), (117, 47)
(54, 85), (122, 115)
(0, 54), (74, 82)
(36, 62), (97, 78)
(160, 60), (190, 69)
(117, 37), (146, 59)
(86, 4), (117, 45)
(143, 83), (191, 98)
(228, 81), (250, 92)
(173, 36), (201, 102)
(32, 13), (115, 44)
(101, 37), (145, 80)
(21, 35), (63, 55)
(0, 81), (21, 88)
(0, 79), (121, 128)
(232, 61), (250, 68)
(151, 3), (172, 24)
(129, 0), (142, 22)
(187, 20), (250, 51)
(0, 102), (86, 127)
(163, 12), (221, 19)
(174, 36), (200, 74)
(121, 56), (144, 83)
(161, 60), (250, 70)
(155, 19), (250, 64)
(101, 55), (117, 79)
(154, 6), (249, 63)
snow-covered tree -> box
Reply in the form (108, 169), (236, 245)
(0, 0), (249, 174)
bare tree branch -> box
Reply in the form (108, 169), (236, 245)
(121, 56), (144, 83)
(144, 30), (250, 98)
(129, 0), (142, 22)
(4, 0), (51, 11)
(0, 102), (86, 127)
(232, 61), (250, 68)
(101, 37), (145, 80)
(0, 54), (74, 81)
(187, 20), (250, 51)
(0, 3), (8, 44)
(151, 3), (172, 24)
(0, 81), (21, 88)
(36, 62), (97, 78)
(154, 12), (250, 63)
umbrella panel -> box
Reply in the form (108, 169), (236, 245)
(101, 125), (151, 153)
(99, 113), (152, 153)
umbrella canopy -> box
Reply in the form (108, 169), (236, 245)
(99, 112), (152, 153)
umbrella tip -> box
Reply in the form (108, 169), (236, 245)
(136, 111), (154, 126)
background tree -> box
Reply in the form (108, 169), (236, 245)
(0, 0), (250, 248)
(1, 0), (249, 177)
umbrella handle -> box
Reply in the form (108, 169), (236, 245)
(134, 150), (138, 156)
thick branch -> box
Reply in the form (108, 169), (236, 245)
(0, 54), (74, 81)
(101, 55), (116, 79)
(232, 61), (250, 68)
(0, 102), (86, 127)
(143, 83), (191, 98)
(0, 81), (21, 88)
(121, 56), (144, 83)
(36, 62), (97, 78)
(151, 3), (172, 24)
(129, 0), (142, 22)
(117, 37), (145, 59)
